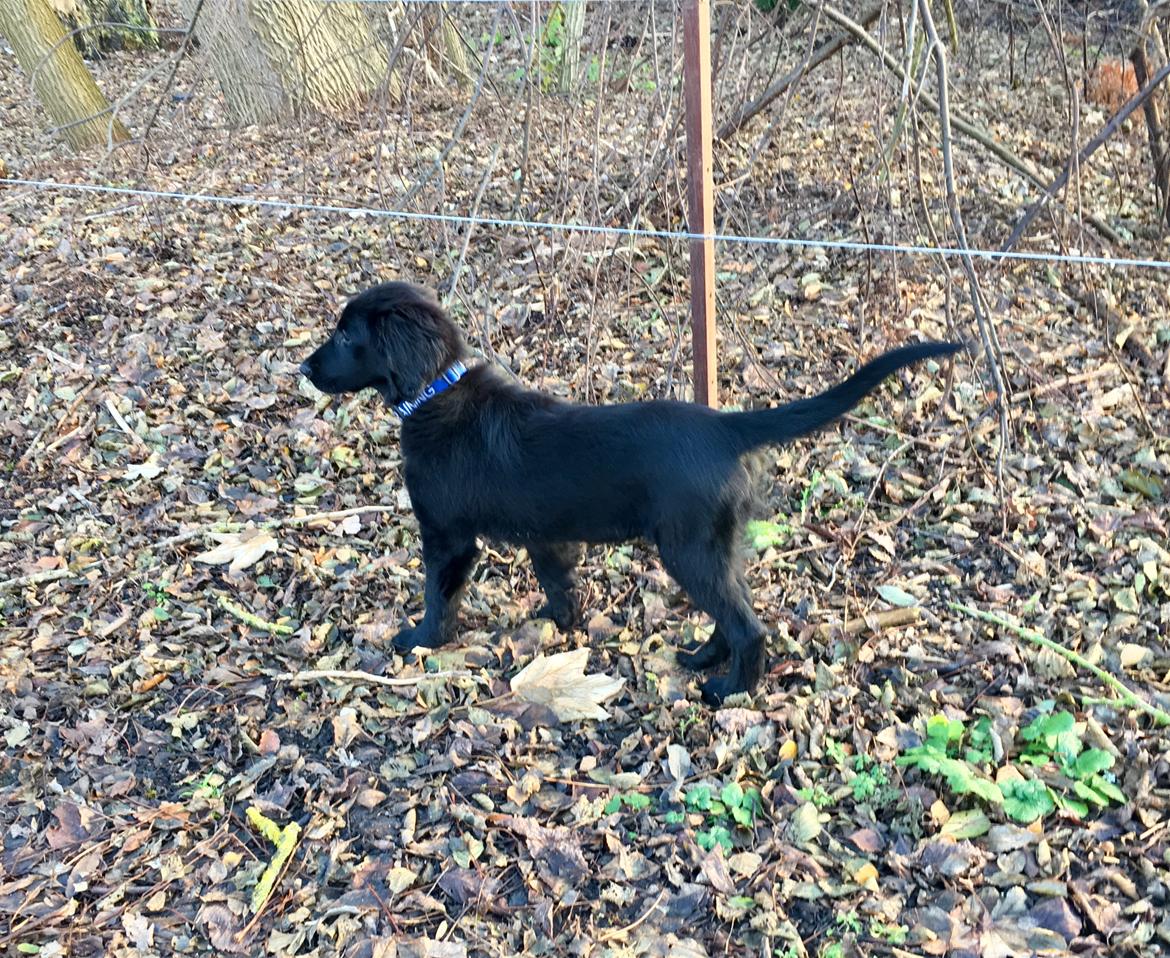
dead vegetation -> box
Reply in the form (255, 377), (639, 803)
(2, 2), (1170, 956)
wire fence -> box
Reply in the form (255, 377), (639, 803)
(5, 177), (1170, 273)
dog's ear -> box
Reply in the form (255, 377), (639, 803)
(359, 283), (464, 404)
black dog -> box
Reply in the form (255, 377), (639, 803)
(300, 282), (958, 703)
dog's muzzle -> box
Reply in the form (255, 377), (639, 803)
(299, 360), (313, 378)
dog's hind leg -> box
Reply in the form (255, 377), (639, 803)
(677, 571), (758, 671)
(528, 542), (582, 630)
(657, 521), (765, 704)
(393, 529), (480, 653)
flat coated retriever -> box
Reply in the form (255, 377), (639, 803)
(300, 282), (958, 703)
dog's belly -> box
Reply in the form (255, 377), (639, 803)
(475, 486), (652, 545)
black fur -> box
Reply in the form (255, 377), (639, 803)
(300, 282), (959, 704)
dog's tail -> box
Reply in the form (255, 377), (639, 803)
(726, 341), (961, 453)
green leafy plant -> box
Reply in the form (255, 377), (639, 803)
(677, 703), (703, 735)
(1000, 778), (1055, 823)
(604, 791), (652, 815)
(964, 714), (995, 764)
(537, 5), (565, 92)
(745, 518), (793, 551)
(824, 736), (849, 766)
(849, 755), (897, 807)
(869, 920), (909, 944)
(898, 709), (1127, 824)
(685, 780), (764, 852)
(1018, 709), (1126, 816)
(143, 580), (171, 621)
(795, 784), (833, 809)
(896, 714), (1003, 804)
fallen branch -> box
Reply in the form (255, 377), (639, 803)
(0, 567), (74, 592)
(104, 394), (150, 452)
(218, 595), (295, 636)
(1002, 60), (1170, 252)
(716, 2), (884, 141)
(821, 4), (1121, 245)
(278, 668), (472, 686)
(150, 505), (399, 552)
(1010, 362), (1118, 401)
(950, 602), (1170, 727)
(817, 606), (922, 639)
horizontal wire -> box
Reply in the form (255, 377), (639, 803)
(316, 0), (657, 4)
(5, 176), (1170, 271)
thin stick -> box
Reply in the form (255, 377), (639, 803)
(1010, 363), (1117, 401)
(949, 602), (1170, 727)
(402, 2), (504, 205)
(596, 889), (668, 943)
(104, 395), (149, 452)
(278, 668), (473, 687)
(820, 4), (1121, 245)
(1002, 60), (1170, 252)
(447, 141), (500, 305)
(0, 567), (74, 592)
(816, 606), (923, 639)
(140, 0), (206, 146)
(150, 505), (399, 552)
(218, 596), (295, 636)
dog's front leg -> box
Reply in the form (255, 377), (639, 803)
(392, 529), (480, 653)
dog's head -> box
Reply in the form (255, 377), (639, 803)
(299, 282), (466, 407)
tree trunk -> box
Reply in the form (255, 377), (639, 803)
(558, 0), (585, 95)
(190, 0), (398, 124)
(49, 0), (159, 55)
(250, 0), (394, 114)
(421, 5), (470, 90)
(187, 0), (289, 125)
(0, 0), (130, 150)
(1131, 2), (1170, 223)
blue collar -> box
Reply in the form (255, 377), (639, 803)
(394, 361), (468, 418)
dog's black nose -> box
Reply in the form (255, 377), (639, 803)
(299, 360), (312, 378)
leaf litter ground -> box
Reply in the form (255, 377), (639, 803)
(2, 18), (1170, 958)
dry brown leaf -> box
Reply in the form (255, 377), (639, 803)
(510, 647), (624, 721)
(194, 528), (278, 574)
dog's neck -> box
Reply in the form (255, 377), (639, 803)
(393, 361), (468, 418)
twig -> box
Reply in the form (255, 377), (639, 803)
(33, 342), (88, 372)
(716, 3), (883, 141)
(0, 567), (74, 592)
(816, 606), (923, 639)
(917, 0), (1011, 479)
(1002, 60), (1170, 252)
(149, 505), (399, 552)
(140, 0), (207, 147)
(1010, 363), (1117, 401)
(595, 888), (668, 943)
(401, 2), (504, 205)
(820, 4), (1121, 245)
(104, 395), (149, 452)
(278, 668), (473, 687)
(446, 141), (500, 305)
(218, 596), (295, 636)
(950, 602), (1170, 727)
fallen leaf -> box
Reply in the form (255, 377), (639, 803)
(332, 707), (361, 748)
(194, 528), (278, 574)
(511, 647), (624, 721)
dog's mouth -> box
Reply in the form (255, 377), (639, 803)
(298, 361), (344, 395)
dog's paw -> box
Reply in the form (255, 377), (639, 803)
(391, 624), (446, 653)
(535, 602), (578, 631)
(699, 674), (750, 706)
(677, 635), (730, 671)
